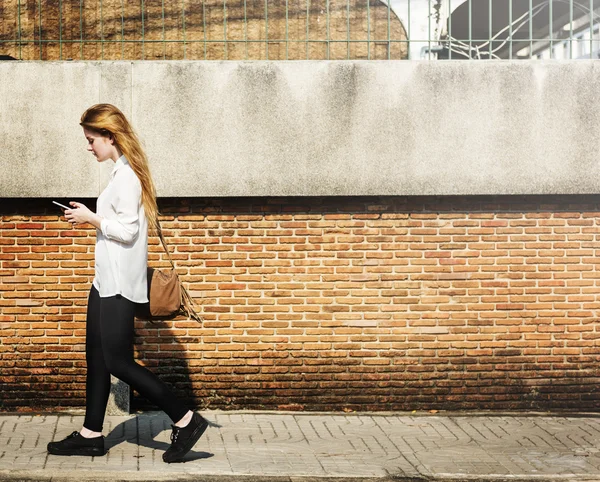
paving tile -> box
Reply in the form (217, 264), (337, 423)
(2, 412), (600, 480)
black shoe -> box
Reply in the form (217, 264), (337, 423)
(163, 412), (209, 463)
(47, 431), (106, 457)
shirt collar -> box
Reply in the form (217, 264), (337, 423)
(110, 154), (128, 178)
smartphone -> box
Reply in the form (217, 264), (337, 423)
(52, 201), (71, 210)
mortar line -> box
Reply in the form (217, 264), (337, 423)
(449, 415), (485, 442)
(370, 415), (421, 476)
(362, 416), (394, 455)
(217, 414), (234, 473)
(532, 416), (570, 449)
(293, 414), (327, 474)
(43, 415), (59, 469)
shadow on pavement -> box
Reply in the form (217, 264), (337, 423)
(104, 416), (214, 462)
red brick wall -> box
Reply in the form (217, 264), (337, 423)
(1, 196), (600, 412)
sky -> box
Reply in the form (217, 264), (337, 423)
(389, 0), (469, 59)
(389, 0), (440, 59)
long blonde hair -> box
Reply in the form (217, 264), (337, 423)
(80, 104), (159, 233)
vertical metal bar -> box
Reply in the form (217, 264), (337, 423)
(121, 0), (125, 59)
(285, 0), (289, 59)
(39, 0), (42, 59)
(59, 0), (63, 59)
(508, 0), (512, 59)
(244, 0), (248, 60)
(326, 0), (330, 59)
(367, 0), (371, 59)
(142, 0), (145, 60)
(590, 0), (593, 59)
(387, 0), (390, 59)
(448, 0), (452, 59)
(489, 0), (492, 58)
(182, 0), (186, 59)
(529, 0), (532, 58)
(100, 0), (103, 59)
(468, 0), (472, 58)
(549, 0), (553, 58)
(17, 0), (21, 59)
(569, 0), (573, 59)
(306, 0), (310, 59)
(346, 0), (350, 59)
(162, 0), (166, 59)
(203, 1), (207, 59)
(224, 0), (227, 60)
(428, 0), (431, 59)
(408, 0), (411, 58)
(265, 0), (268, 59)
(80, 0), (83, 59)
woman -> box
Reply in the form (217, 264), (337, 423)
(47, 104), (207, 464)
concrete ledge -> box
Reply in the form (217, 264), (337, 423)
(2, 60), (600, 197)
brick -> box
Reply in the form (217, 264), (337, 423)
(3, 197), (600, 411)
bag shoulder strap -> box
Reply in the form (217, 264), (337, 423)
(156, 223), (176, 269)
(155, 218), (203, 322)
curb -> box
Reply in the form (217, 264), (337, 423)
(1, 471), (598, 482)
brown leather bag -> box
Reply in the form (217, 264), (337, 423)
(146, 266), (181, 317)
(135, 223), (202, 322)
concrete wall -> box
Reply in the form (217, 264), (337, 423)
(2, 60), (600, 198)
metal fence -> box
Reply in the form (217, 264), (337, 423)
(1, 0), (599, 61)
(436, 0), (600, 60)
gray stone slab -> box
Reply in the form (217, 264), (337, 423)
(0, 62), (100, 198)
(98, 61), (133, 191)
(4, 61), (600, 198)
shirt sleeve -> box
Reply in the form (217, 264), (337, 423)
(100, 173), (141, 244)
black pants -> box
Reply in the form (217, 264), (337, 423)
(83, 285), (189, 432)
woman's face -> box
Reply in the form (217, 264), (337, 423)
(83, 127), (116, 162)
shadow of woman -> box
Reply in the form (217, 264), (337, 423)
(104, 412), (215, 463)
(129, 312), (203, 410)
(101, 288), (217, 462)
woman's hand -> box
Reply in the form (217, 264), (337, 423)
(64, 201), (95, 226)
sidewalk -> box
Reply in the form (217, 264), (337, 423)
(1, 410), (600, 481)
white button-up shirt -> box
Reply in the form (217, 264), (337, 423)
(92, 155), (148, 303)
